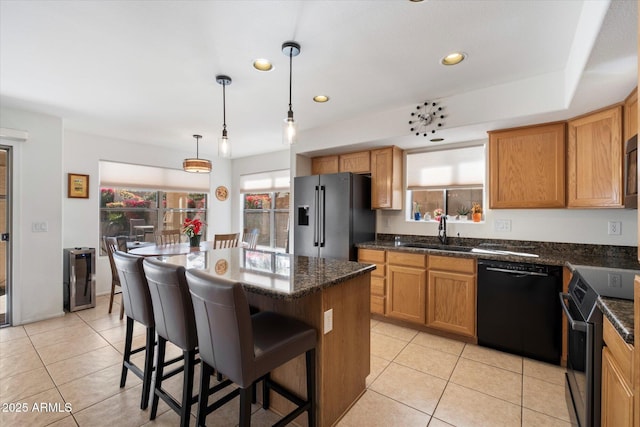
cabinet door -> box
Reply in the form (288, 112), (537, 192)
(426, 270), (476, 337)
(488, 122), (566, 208)
(311, 155), (339, 175)
(624, 88), (637, 142)
(601, 347), (634, 427)
(567, 106), (623, 207)
(387, 265), (426, 324)
(339, 151), (370, 174)
(371, 147), (402, 210)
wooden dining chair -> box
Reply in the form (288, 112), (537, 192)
(103, 236), (125, 319)
(155, 229), (182, 245)
(242, 228), (259, 249)
(214, 233), (240, 249)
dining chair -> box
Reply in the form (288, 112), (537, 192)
(185, 269), (317, 427)
(156, 229), (182, 245)
(142, 257), (200, 427)
(130, 218), (153, 241)
(103, 236), (125, 319)
(242, 228), (259, 249)
(214, 232), (240, 249)
(112, 251), (155, 410)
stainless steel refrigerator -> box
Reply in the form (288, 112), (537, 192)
(294, 172), (375, 260)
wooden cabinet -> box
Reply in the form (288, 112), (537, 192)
(601, 317), (634, 427)
(311, 155), (339, 175)
(624, 87), (638, 142)
(371, 146), (403, 210)
(358, 248), (387, 315)
(339, 151), (370, 174)
(488, 122), (566, 208)
(386, 252), (426, 323)
(426, 255), (476, 337)
(567, 105), (623, 207)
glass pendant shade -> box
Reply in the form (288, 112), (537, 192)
(283, 111), (297, 145)
(218, 130), (231, 158)
(183, 134), (211, 173)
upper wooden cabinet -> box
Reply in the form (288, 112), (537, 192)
(371, 146), (403, 210)
(339, 151), (370, 174)
(624, 87), (638, 142)
(567, 105), (623, 208)
(311, 155), (339, 175)
(488, 122), (566, 208)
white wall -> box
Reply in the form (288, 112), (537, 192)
(64, 130), (232, 298)
(0, 107), (64, 324)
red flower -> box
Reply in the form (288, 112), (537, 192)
(182, 217), (205, 237)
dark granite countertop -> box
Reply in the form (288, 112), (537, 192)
(161, 247), (375, 300)
(358, 235), (638, 345)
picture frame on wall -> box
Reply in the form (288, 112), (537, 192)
(68, 173), (89, 199)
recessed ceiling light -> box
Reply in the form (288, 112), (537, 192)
(441, 52), (466, 66)
(253, 59), (273, 72)
(430, 138), (444, 142)
(313, 95), (330, 103)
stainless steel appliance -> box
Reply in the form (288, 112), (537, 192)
(63, 247), (96, 311)
(294, 172), (375, 261)
(560, 265), (637, 427)
(624, 134), (637, 208)
(477, 259), (562, 364)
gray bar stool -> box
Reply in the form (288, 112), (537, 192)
(112, 251), (155, 409)
(185, 269), (317, 427)
(143, 258), (199, 427)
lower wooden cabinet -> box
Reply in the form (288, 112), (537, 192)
(426, 255), (476, 337)
(601, 317), (634, 427)
(357, 248), (387, 315)
(386, 252), (427, 323)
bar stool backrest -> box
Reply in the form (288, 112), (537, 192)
(113, 251), (154, 327)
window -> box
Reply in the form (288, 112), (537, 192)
(406, 145), (485, 221)
(99, 187), (207, 254)
(240, 170), (290, 251)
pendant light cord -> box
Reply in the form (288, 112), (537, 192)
(222, 82), (227, 132)
(288, 47), (293, 113)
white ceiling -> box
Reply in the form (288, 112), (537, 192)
(0, 0), (637, 159)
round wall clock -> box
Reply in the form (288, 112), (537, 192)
(409, 101), (445, 136)
(215, 186), (229, 201)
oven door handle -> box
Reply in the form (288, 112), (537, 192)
(559, 292), (588, 332)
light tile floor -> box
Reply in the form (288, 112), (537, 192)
(0, 295), (577, 426)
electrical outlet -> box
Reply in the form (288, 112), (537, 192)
(608, 273), (621, 288)
(323, 309), (333, 334)
(494, 219), (511, 232)
(607, 221), (621, 235)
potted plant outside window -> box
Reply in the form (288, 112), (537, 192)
(471, 203), (483, 222)
(456, 206), (470, 220)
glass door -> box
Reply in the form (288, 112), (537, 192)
(0, 146), (10, 326)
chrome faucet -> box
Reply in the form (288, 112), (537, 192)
(438, 215), (447, 245)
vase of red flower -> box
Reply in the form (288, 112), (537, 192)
(183, 217), (205, 247)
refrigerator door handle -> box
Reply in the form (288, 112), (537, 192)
(313, 186), (319, 247)
(319, 185), (326, 247)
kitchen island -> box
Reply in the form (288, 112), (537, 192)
(161, 247), (375, 427)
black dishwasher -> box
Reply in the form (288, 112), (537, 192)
(477, 259), (562, 364)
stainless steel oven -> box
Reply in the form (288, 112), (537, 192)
(560, 265), (637, 427)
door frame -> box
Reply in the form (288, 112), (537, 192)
(0, 144), (12, 327)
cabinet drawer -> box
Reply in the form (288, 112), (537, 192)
(428, 255), (475, 274)
(371, 277), (386, 296)
(388, 251), (427, 268)
(603, 317), (633, 383)
(371, 296), (385, 315)
(358, 248), (386, 263)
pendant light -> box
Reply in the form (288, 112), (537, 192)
(183, 134), (212, 173)
(216, 74), (232, 158)
(282, 41), (300, 145)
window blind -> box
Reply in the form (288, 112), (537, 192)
(239, 169), (290, 193)
(99, 161), (210, 192)
(406, 145), (485, 189)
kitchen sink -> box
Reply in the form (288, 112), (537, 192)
(398, 243), (474, 252)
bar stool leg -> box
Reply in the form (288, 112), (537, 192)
(306, 348), (316, 427)
(150, 337), (166, 420)
(120, 317), (134, 388)
(140, 326), (155, 410)
(180, 350), (196, 427)
(239, 387), (252, 427)
(197, 362), (213, 427)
